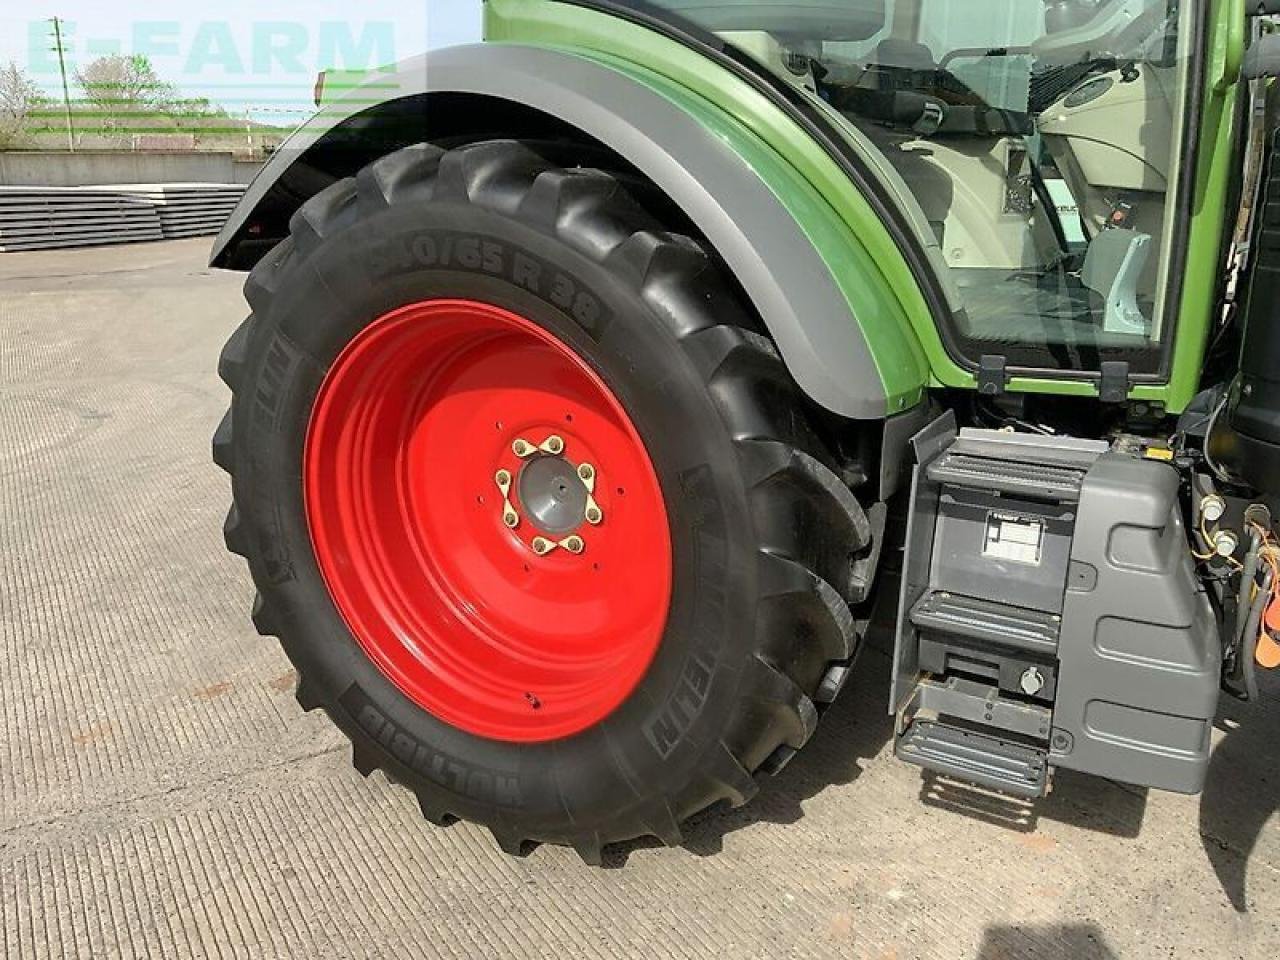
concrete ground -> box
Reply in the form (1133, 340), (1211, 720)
(0, 238), (1277, 960)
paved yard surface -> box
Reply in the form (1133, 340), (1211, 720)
(1, 238), (1278, 959)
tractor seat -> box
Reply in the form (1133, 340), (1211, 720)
(867, 37), (938, 74)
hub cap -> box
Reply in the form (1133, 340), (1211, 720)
(517, 454), (588, 536)
(304, 300), (672, 742)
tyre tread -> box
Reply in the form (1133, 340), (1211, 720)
(214, 139), (874, 863)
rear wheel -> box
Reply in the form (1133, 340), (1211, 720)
(215, 140), (872, 862)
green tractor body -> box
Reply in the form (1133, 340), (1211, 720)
(211, 0), (1280, 861)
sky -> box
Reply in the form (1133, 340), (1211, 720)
(0, 1), (484, 125)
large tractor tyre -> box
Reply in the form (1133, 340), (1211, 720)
(214, 140), (872, 863)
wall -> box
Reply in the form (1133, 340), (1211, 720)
(232, 161), (263, 186)
(0, 152), (262, 186)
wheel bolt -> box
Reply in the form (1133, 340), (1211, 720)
(544, 435), (564, 455)
(531, 537), (553, 555)
(577, 463), (594, 481)
(503, 510), (519, 529)
(495, 469), (511, 486)
(512, 439), (532, 457)
(585, 506), (602, 525)
(562, 535), (584, 554)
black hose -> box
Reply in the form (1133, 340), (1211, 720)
(1241, 568), (1274, 704)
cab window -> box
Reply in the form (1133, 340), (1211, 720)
(644, 1), (1196, 375)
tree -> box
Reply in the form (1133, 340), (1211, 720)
(0, 61), (44, 147)
(168, 95), (227, 121)
(75, 54), (174, 115)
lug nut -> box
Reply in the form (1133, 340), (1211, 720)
(578, 463), (594, 481)
(531, 537), (553, 555)
(562, 535), (584, 554)
(585, 505), (602, 525)
(512, 438), (533, 457)
(503, 509), (519, 529)
(544, 435), (564, 455)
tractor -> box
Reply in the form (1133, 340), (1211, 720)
(211, 0), (1280, 864)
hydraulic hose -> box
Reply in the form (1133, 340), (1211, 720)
(1236, 530), (1263, 653)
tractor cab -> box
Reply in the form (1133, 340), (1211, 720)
(651, 0), (1193, 375)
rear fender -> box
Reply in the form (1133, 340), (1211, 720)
(213, 43), (928, 420)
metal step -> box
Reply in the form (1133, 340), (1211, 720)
(904, 675), (1053, 740)
(910, 591), (1060, 656)
(927, 451), (1088, 501)
(896, 718), (1049, 799)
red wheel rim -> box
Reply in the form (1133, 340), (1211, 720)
(304, 300), (672, 742)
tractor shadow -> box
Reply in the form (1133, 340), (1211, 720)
(678, 644), (899, 859)
(977, 923), (1119, 960)
(914, 671), (1280, 911)
(1197, 670), (1280, 912)
(602, 622), (898, 867)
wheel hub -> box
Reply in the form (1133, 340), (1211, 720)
(518, 454), (587, 535)
(303, 299), (672, 743)
(494, 433), (605, 554)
